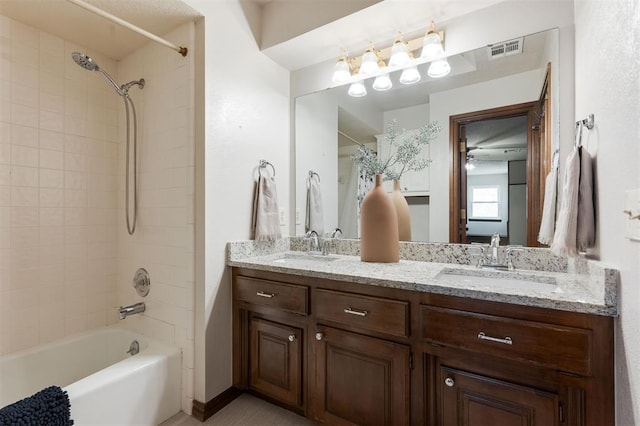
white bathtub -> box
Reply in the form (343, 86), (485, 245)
(0, 327), (181, 425)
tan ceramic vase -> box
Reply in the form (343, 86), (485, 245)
(360, 174), (400, 263)
(391, 180), (411, 241)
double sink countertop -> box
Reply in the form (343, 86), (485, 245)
(227, 238), (618, 317)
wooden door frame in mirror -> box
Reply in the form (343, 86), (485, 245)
(449, 101), (541, 246)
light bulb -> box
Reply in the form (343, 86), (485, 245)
(359, 48), (379, 75)
(428, 58), (451, 78)
(399, 66), (421, 85)
(332, 57), (351, 84)
(348, 81), (367, 97)
(372, 74), (392, 91)
(420, 31), (444, 60)
(389, 40), (410, 67)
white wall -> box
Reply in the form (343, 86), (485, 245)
(115, 23), (196, 414)
(573, 1), (640, 424)
(181, 0), (291, 404)
(383, 103), (430, 130)
(0, 17), (118, 354)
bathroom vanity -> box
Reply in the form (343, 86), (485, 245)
(228, 241), (616, 425)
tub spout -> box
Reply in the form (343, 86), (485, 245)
(119, 302), (145, 320)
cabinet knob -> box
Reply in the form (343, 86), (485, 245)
(288, 334), (296, 342)
(315, 332), (324, 341)
(445, 377), (455, 387)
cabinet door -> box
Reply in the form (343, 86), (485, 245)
(314, 326), (410, 425)
(439, 366), (559, 426)
(250, 318), (302, 407)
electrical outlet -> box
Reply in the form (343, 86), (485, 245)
(295, 208), (301, 225)
(279, 208), (286, 226)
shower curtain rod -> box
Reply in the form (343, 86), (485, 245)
(66, 0), (188, 57)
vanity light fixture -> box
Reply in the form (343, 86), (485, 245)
(420, 22), (445, 60)
(372, 59), (393, 91)
(348, 77), (367, 97)
(399, 64), (421, 85)
(388, 35), (411, 67)
(427, 57), (451, 78)
(335, 21), (449, 97)
(373, 73), (393, 91)
(331, 55), (352, 84)
(359, 44), (380, 75)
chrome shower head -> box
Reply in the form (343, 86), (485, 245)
(72, 51), (99, 71)
(71, 51), (123, 95)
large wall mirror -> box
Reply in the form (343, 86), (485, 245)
(294, 28), (559, 246)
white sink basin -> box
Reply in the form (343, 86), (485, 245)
(435, 267), (562, 293)
(272, 252), (340, 264)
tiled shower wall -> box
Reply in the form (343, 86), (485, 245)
(0, 15), (195, 414)
(115, 23), (195, 413)
(0, 17), (119, 355)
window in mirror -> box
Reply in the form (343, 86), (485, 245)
(471, 186), (500, 219)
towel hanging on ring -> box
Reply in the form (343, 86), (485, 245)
(305, 171), (324, 235)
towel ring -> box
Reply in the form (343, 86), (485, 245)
(258, 160), (275, 177)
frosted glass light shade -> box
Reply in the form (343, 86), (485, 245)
(399, 66), (421, 85)
(332, 58), (351, 84)
(348, 81), (367, 97)
(427, 58), (451, 78)
(372, 74), (392, 91)
(420, 32), (444, 60)
(359, 50), (379, 75)
(389, 40), (410, 67)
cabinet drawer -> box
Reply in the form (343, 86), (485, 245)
(315, 289), (409, 338)
(235, 276), (309, 315)
(420, 305), (591, 375)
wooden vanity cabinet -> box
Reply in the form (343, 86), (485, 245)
(232, 267), (614, 426)
(419, 293), (614, 426)
(312, 288), (411, 425)
(232, 273), (310, 413)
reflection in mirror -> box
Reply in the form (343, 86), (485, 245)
(295, 29), (559, 245)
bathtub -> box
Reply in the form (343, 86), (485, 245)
(0, 327), (181, 425)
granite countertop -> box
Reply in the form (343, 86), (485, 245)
(227, 239), (618, 317)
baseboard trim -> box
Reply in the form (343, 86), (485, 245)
(192, 387), (242, 422)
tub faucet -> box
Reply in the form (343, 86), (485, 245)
(119, 302), (145, 320)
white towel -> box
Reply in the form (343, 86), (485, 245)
(551, 146), (580, 256)
(537, 167), (558, 245)
(305, 174), (324, 235)
(577, 146), (595, 251)
(252, 176), (281, 241)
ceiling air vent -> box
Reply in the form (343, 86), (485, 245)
(487, 37), (524, 60)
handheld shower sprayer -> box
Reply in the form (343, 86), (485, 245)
(71, 51), (144, 235)
(71, 52), (145, 96)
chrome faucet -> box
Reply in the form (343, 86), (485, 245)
(305, 230), (321, 254)
(119, 302), (145, 320)
(489, 233), (501, 265)
(322, 228), (343, 255)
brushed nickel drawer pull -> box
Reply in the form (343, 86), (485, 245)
(344, 307), (368, 317)
(256, 291), (275, 298)
(478, 332), (513, 345)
